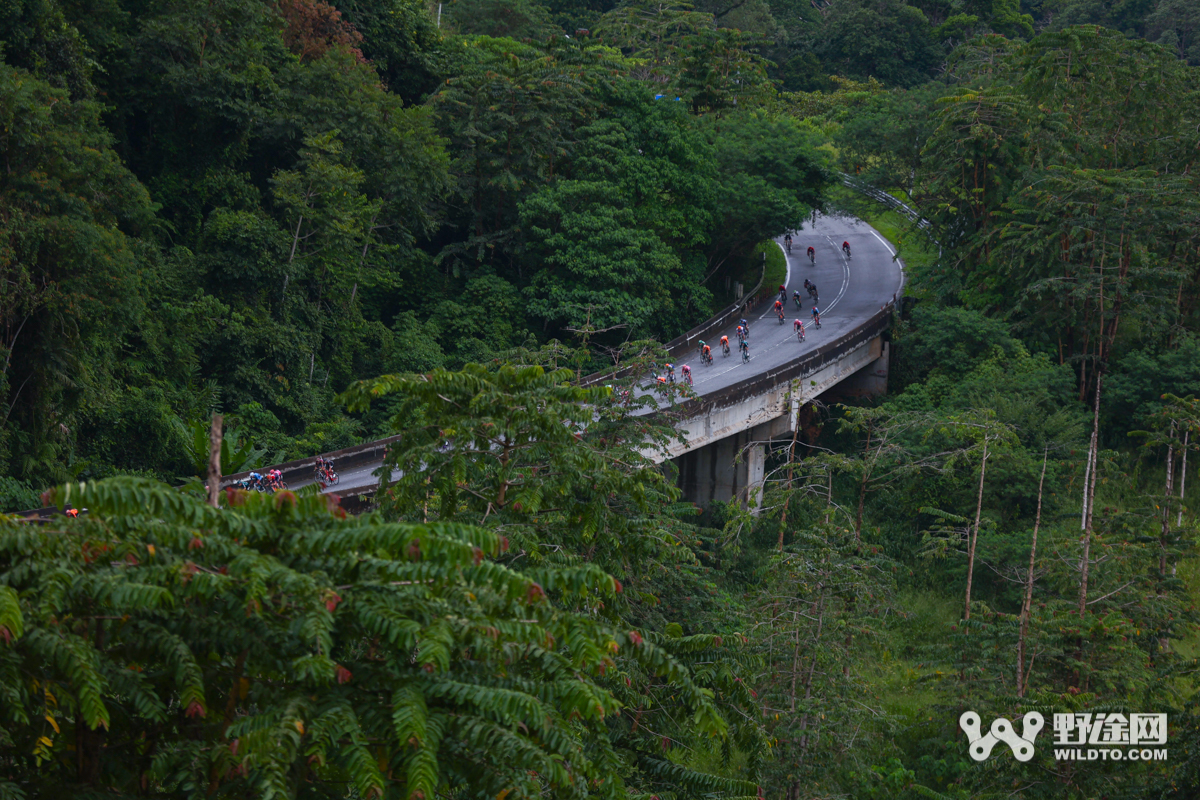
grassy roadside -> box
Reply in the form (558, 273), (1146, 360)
(732, 240), (787, 304)
(827, 184), (939, 296)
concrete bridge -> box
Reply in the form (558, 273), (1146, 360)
(216, 212), (903, 512)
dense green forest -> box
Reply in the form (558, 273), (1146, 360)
(3, 0), (1200, 797)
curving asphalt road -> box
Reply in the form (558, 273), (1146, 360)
(638, 211), (904, 404)
(294, 212), (904, 498)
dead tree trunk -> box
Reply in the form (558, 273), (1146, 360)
(207, 414), (223, 509)
(1078, 372), (1103, 617)
(1017, 448), (1048, 697)
(964, 438), (989, 622)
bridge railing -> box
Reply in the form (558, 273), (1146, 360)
(674, 302), (894, 416)
(581, 262), (766, 387)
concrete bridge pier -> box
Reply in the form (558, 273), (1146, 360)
(671, 330), (892, 514)
(675, 414), (794, 511)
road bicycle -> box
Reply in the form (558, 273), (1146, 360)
(808, 249), (815, 265)
(702, 350), (713, 366)
(722, 341), (730, 357)
(683, 371), (693, 387)
(812, 314), (822, 329)
(796, 325), (805, 342)
(777, 310), (785, 325)
(793, 293), (802, 309)
(741, 347), (750, 364)
(842, 243), (851, 258)
(808, 287), (818, 304)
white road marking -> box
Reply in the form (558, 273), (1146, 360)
(870, 230), (894, 255)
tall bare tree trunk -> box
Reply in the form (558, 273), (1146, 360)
(282, 214), (304, 297)
(964, 438), (989, 622)
(779, 419), (802, 552)
(207, 414), (223, 509)
(1162, 424), (1176, 577)
(1017, 449), (1048, 697)
(1178, 430), (1189, 528)
(855, 421), (873, 542)
(1078, 373), (1102, 617)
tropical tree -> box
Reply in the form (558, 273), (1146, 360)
(0, 476), (757, 798)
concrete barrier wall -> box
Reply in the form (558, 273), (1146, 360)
(581, 263), (766, 387)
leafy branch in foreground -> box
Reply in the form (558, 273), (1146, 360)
(0, 476), (755, 799)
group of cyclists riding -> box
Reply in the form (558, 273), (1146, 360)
(646, 234), (851, 396)
(237, 468), (287, 493)
(235, 456), (340, 494)
(784, 233), (851, 262)
(773, 279), (820, 331)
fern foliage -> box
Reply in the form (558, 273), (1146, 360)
(0, 476), (756, 798)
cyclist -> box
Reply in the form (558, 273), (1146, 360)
(807, 245), (815, 264)
(774, 298), (783, 313)
(778, 284), (787, 302)
(665, 363), (675, 383)
(701, 343), (712, 364)
(681, 364), (692, 385)
(842, 240), (851, 257)
(739, 318), (749, 334)
(739, 338), (749, 362)
(784, 233), (793, 251)
(735, 325), (744, 342)
(794, 318), (804, 336)
(807, 282), (818, 302)
(698, 339), (706, 355)
(793, 289), (802, 308)
(811, 305), (821, 326)
(249, 471), (264, 491)
(720, 335), (730, 355)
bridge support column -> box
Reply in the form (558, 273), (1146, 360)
(823, 339), (889, 400)
(675, 426), (775, 512)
